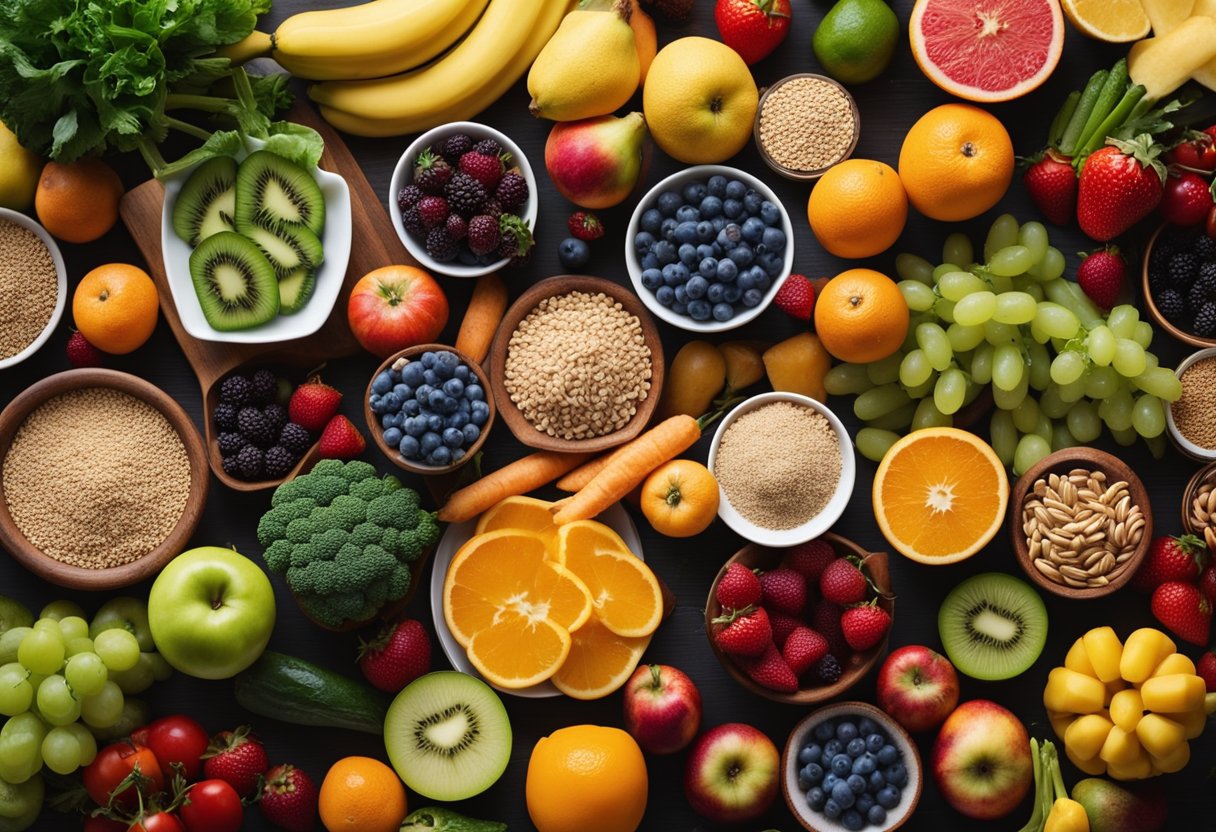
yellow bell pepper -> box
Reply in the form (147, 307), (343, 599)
(1045, 798), (1090, 832)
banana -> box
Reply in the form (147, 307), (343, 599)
(310, 0), (572, 137)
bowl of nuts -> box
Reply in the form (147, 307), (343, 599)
(1181, 460), (1216, 551)
(1010, 448), (1152, 599)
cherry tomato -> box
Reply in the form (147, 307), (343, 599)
(1167, 133), (1216, 171)
(84, 817), (127, 832)
(1160, 172), (1215, 226)
(83, 741), (165, 808)
(141, 716), (208, 780)
(127, 813), (184, 832)
(178, 780), (243, 832)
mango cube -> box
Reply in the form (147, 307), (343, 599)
(1176, 705), (1207, 740)
(1066, 744), (1107, 776)
(1064, 637), (1096, 677)
(1120, 628), (1176, 683)
(1047, 709), (1075, 741)
(1104, 677), (1127, 705)
(1044, 667), (1107, 714)
(1099, 726), (1142, 766)
(1109, 688), (1144, 733)
(1151, 653), (1196, 677)
(1082, 626), (1124, 682)
(1152, 741), (1191, 774)
(1140, 674), (1206, 713)
(1135, 713), (1186, 759)
(1064, 713), (1114, 761)
(1106, 748), (1154, 781)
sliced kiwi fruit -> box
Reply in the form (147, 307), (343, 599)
(172, 156), (237, 247)
(277, 266), (315, 315)
(938, 572), (1048, 681)
(188, 231), (281, 331)
(384, 671), (511, 802)
(234, 150), (325, 235)
(243, 223), (323, 276)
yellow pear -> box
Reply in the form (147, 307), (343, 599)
(527, 0), (639, 121)
(0, 120), (44, 211)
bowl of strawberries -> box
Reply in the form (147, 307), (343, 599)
(704, 532), (895, 705)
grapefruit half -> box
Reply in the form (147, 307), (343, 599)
(910, 0), (1065, 103)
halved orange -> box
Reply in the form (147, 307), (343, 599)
(872, 427), (1009, 565)
(557, 521), (662, 638)
(466, 609), (574, 689)
(551, 617), (651, 700)
(475, 496), (558, 555)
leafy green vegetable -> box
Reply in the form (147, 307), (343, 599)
(400, 806), (507, 832)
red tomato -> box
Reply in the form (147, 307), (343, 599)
(127, 813), (184, 832)
(83, 742), (165, 808)
(141, 716), (209, 780)
(178, 780), (243, 832)
(84, 817), (127, 832)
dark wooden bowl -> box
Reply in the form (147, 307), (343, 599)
(1010, 447), (1152, 600)
(0, 369), (208, 590)
(1141, 223), (1216, 348)
(704, 533), (894, 705)
(488, 275), (664, 453)
(1181, 460), (1216, 547)
(363, 343), (495, 477)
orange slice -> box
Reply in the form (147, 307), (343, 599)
(557, 521), (662, 638)
(551, 617), (651, 700)
(872, 427), (1009, 565)
(466, 609), (573, 689)
(1061, 0), (1150, 43)
(475, 496), (558, 555)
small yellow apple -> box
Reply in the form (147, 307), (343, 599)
(0, 120), (43, 211)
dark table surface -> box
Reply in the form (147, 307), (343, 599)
(2, 1), (1214, 830)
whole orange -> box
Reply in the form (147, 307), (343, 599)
(526, 725), (648, 832)
(641, 459), (719, 538)
(35, 158), (124, 244)
(813, 268), (909, 363)
(318, 756), (407, 832)
(807, 159), (907, 259)
(72, 264), (159, 355)
(898, 103), (1014, 222)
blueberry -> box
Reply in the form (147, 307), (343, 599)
(728, 245), (754, 268)
(876, 745), (899, 766)
(442, 378), (464, 398)
(867, 805), (888, 826)
(711, 215), (728, 232)
(695, 220), (715, 242)
(558, 237), (590, 269)
(640, 208), (663, 234)
(420, 431), (442, 455)
(814, 722), (836, 742)
(398, 434), (420, 459)
(743, 189), (763, 214)
(855, 793), (874, 815)
(683, 182), (707, 204)
(671, 301), (688, 316)
(760, 250), (784, 275)
(674, 285), (688, 305)
(458, 397), (471, 413)
(675, 205), (699, 223)
(669, 263), (691, 285)
(848, 774), (868, 796)
(465, 384), (484, 401)
(738, 271), (756, 291)
(822, 772), (839, 793)
(824, 798), (844, 820)
(393, 384), (413, 402)
(439, 394), (459, 415)
(640, 268), (663, 290)
(841, 809), (865, 831)
(857, 718), (878, 737)
(846, 738), (866, 758)
(706, 283), (726, 303)
(427, 414), (444, 432)
(428, 389), (447, 410)
(470, 401), (490, 426)
(422, 369), (439, 386)
(688, 299), (711, 320)
(656, 190), (682, 216)
(697, 257), (717, 276)
(741, 216), (766, 242)
(420, 351), (436, 368)
(675, 221), (699, 244)
(830, 780), (855, 810)
(762, 226), (787, 251)
(760, 200), (781, 226)
(722, 198), (744, 219)
(435, 351), (460, 378)
(660, 217), (678, 240)
(447, 411), (468, 429)
(640, 252), (660, 270)
(368, 394), (385, 414)
(725, 178), (747, 199)
(661, 264), (682, 287)
(712, 302), (734, 322)
(652, 240), (676, 265)
(699, 195), (723, 219)
(633, 231), (656, 254)
(803, 762), (824, 784)
(806, 786), (826, 811)
(831, 754), (852, 777)
(462, 423), (481, 444)
(382, 426), (403, 447)
(678, 243), (699, 266)
(852, 752), (877, 775)
(754, 272), (771, 293)
(402, 399), (421, 417)
(428, 445), (452, 466)
(372, 372), (393, 395)
(708, 175), (728, 197)
(885, 763), (907, 787)
(454, 365), (470, 383)
(865, 734), (886, 755)
(800, 744), (822, 765)
(824, 739), (843, 759)
(868, 770), (886, 792)
(723, 284), (743, 304)
(716, 259), (738, 282)
(685, 275), (709, 300)
(655, 285), (675, 306)
(876, 785), (900, 809)
(403, 416), (426, 438)
(437, 427), (460, 448)
(381, 413), (397, 430)
(742, 288), (764, 308)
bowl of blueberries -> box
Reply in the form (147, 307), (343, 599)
(625, 165), (794, 332)
(364, 344), (495, 475)
(783, 702), (922, 832)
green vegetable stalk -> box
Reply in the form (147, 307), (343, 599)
(400, 806), (507, 832)
(1018, 739), (1090, 832)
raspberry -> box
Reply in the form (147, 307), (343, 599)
(813, 653), (842, 684)
(446, 213), (468, 241)
(439, 133), (474, 164)
(263, 445), (296, 479)
(279, 422), (312, 454)
(413, 149), (452, 194)
(466, 215), (501, 256)
(425, 226), (458, 262)
(459, 151), (503, 190)
(495, 171), (529, 212)
(417, 195), (449, 229)
(444, 172), (486, 217)
(396, 184), (423, 213)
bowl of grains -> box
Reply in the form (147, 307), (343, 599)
(707, 392), (854, 546)
(1166, 347), (1216, 461)
(1010, 448), (1151, 600)
(0, 369), (208, 590)
(488, 275), (664, 453)
(1181, 460), (1216, 550)
(754, 74), (860, 181)
(0, 207), (67, 371)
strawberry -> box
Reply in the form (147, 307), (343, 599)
(840, 602), (891, 652)
(287, 378), (342, 432)
(768, 611), (802, 649)
(759, 567), (806, 616)
(567, 211), (605, 241)
(711, 605), (772, 657)
(1076, 246), (1126, 310)
(1131, 535), (1208, 593)
(739, 642), (798, 692)
(317, 414), (365, 459)
(1076, 136), (1166, 242)
(1150, 581), (1212, 646)
(358, 618), (431, 693)
(66, 330), (104, 367)
(260, 763), (318, 832)
(715, 562), (761, 610)
(416, 195), (449, 229)
(819, 558), (867, 605)
(1159, 171), (1214, 227)
(809, 600), (850, 658)
(1022, 150), (1077, 226)
(714, 0), (791, 65)
(202, 727), (268, 798)
(459, 151), (504, 190)
(1197, 650), (1216, 693)
(772, 273), (815, 322)
(782, 626), (829, 676)
(783, 539), (836, 581)
(1200, 562), (1216, 605)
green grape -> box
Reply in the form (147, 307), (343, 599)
(1027, 341), (1052, 391)
(1107, 304), (1139, 339)
(1027, 246), (1066, 281)
(109, 654), (155, 696)
(984, 320), (1020, 347)
(903, 369), (938, 399)
(866, 353), (903, 385)
(989, 275), (1014, 294)
(94, 630), (139, 673)
(63, 722), (97, 765)
(989, 410), (1018, 467)
(1131, 394), (1165, 438)
(931, 262), (957, 284)
(984, 213), (1019, 261)
(1017, 221), (1049, 264)
(898, 279), (937, 312)
(934, 297), (956, 323)
(942, 232), (974, 267)
(934, 368), (968, 414)
(970, 344), (994, 384)
(1111, 425), (1137, 446)
(56, 617), (88, 643)
(0, 663), (33, 716)
(1099, 388), (1135, 431)
(39, 601), (85, 622)
(1024, 282), (1045, 302)
(1034, 303), (1080, 339)
(1145, 433), (1167, 460)
(1031, 413), (1053, 441)
(899, 350), (933, 387)
(148, 653), (172, 683)
(31, 619), (60, 636)
(1011, 397), (1040, 434)
(962, 377), (984, 405)
(896, 253), (935, 285)
(1084, 366), (1120, 400)
(1143, 351), (1159, 372)
(1039, 384), (1071, 419)
(916, 323), (953, 371)
(824, 363), (873, 396)
(989, 245), (1034, 276)
(1029, 317), (1052, 344)
(80, 681), (124, 729)
(40, 726), (81, 775)
(912, 397), (951, 430)
(1134, 366), (1183, 401)
(856, 428), (902, 463)
(1013, 434), (1052, 476)
(1052, 421), (1078, 451)
(1086, 325), (1116, 366)
(939, 271), (986, 301)
(64, 637), (94, 658)
(1058, 373), (1088, 403)
(854, 384), (911, 421)
(946, 322), (986, 352)
(992, 344), (1025, 391)
(1049, 350), (1086, 385)
(992, 373), (1029, 410)
(64, 652), (107, 697)
(35, 675), (79, 726)
(1112, 338), (1147, 378)
(1132, 320), (1153, 349)
(0, 628), (30, 665)
(17, 628), (64, 676)
(992, 291), (1037, 325)
(953, 291), (997, 326)
(0, 711), (46, 784)
(1066, 400), (1102, 443)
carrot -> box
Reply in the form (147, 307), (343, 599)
(454, 273), (508, 364)
(555, 448), (619, 492)
(437, 450), (591, 523)
(551, 415), (701, 525)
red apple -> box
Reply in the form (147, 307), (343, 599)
(933, 700), (1032, 820)
(347, 265), (448, 358)
(684, 723), (778, 823)
(623, 664), (702, 755)
(877, 645), (960, 733)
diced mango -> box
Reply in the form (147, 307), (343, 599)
(1151, 740), (1191, 774)
(1082, 627), (1124, 683)
(1047, 710), (1075, 741)
(1104, 677), (1127, 705)
(1044, 667), (1107, 714)
(718, 341), (766, 393)
(763, 332), (831, 402)
(1176, 705), (1206, 740)
(1120, 628), (1176, 684)
(1099, 725), (1142, 766)
(1140, 674), (1206, 713)
(1128, 17), (1216, 102)
(1106, 748), (1154, 781)
(1135, 713), (1186, 759)
(1066, 744), (1108, 776)
(1064, 713), (1114, 761)
(1151, 652), (1195, 677)
(1064, 637), (1096, 677)
(1109, 688), (1144, 733)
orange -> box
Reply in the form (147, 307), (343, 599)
(318, 756), (407, 832)
(640, 459), (719, 538)
(526, 725), (648, 832)
(812, 268), (909, 364)
(556, 521), (663, 638)
(72, 263), (159, 355)
(474, 495), (557, 554)
(1061, 0), (1149, 42)
(35, 158), (123, 244)
(872, 427), (1009, 564)
(807, 159), (907, 259)
(630, 0), (657, 86)
(551, 616), (651, 700)
(897, 103), (1014, 222)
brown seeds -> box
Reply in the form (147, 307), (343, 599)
(757, 76), (857, 174)
(0, 218), (58, 360)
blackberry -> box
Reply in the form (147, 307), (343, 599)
(280, 422), (312, 454)
(444, 172), (486, 217)
(263, 445), (296, 479)
(439, 133), (474, 164)
(238, 406), (274, 447)
(425, 226), (458, 262)
(263, 403), (288, 434)
(482, 199), (503, 219)
(417, 195), (450, 229)
(396, 184), (423, 213)
(466, 215), (501, 256)
(497, 213), (534, 260)
(219, 374), (251, 406)
(412, 149), (452, 194)
(1200, 260), (1216, 289)
(402, 206), (426, 238)
(213, 402), (238, 432)
(1155, 288), (1187, 325)
(217, 431), (247, 456)
(446, 213), (468, 241)
(236, 445), (264, 480)
(1169, 251), (1199, 289)
(1189, 279), (1211, 311)
(472, 137), (502, 158)
(250, 369), (277, 404)
(495, 171), (528, 212)
(221, 455), (242, 478)
(814, 654), (842, 684)
(1197, 302), (1216, 338)
(1195, 235), (1216, 262)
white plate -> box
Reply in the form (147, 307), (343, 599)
(160, 137), (352, 344)
(430, 503), (644, 698)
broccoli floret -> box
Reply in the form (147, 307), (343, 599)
(285, 516), (318, 545)
(366, 488), (421, 527)
(350, 522), (384, 548)
(335, 459), (377, 484)
(262, 539), (294, 572)
(349, 475), (391, 503)
(308, 459), (345, 479)
(257, 497), (317, 545)
(387, 563), (412, 599)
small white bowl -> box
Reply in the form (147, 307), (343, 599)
(707, 392), (855, 546)
(625, 164), (794, 333)
(1166, 347), (1216, 462)
(389, 122), (538, 278)
(0, 208), (67, 370)
(160, 137), (352, 344)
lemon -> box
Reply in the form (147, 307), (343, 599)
(0, 121), (43, 211)
(812, 0), (899, 85)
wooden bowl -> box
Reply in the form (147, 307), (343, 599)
(704, 533), (894, 705)
(0, 369), (208, 590)
(488, 275), (664, 453)
(753, 74), (860, 181)
(1181, 460), (1216, 548)
(1009, 447), (1152, 599)
(1141, 223), (1216, 348)
(363, 343), (495, 476)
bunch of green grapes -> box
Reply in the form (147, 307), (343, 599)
(824, 214), (1183, 473)
(0, 596), (170, 783)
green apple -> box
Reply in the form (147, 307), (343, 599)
(89, 596), (154, 652)
(148, 546), (275, 680)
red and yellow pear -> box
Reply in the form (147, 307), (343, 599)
(545, 112), (647, 210)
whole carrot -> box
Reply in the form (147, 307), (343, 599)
(438, 450), (591, 523)
(556, 446), (622, 492)
(454, 272), (508, 364)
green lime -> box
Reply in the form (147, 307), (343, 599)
(812, 0), (899, 85)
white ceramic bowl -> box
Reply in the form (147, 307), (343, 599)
(160, 137), (352, 344)
(389, 121), (538, 278)
(1166, 347), (1216, 462)
(429, 503), (644, 699)
(625, 164), (794, 333)
(0, 208), (66, 370)
(707, 392), (855, 546)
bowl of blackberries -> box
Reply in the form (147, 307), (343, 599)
(364, 344), (495, 475)
(625, 165), (794, 332)
(390, 121), (538, 278)
(1143, 222), (1216, 347)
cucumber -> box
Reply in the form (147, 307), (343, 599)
(233, 651), (389, 734)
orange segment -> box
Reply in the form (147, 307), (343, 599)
(475, 496), (558, 555)
(466, 608), (573, 689)
(558, 521), (662, 638)
(552, 617), (651, 701)
(872, 427), (1009, 564)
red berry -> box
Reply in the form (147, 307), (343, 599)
(1159, 171), (1214, 227)
(1150, 581), (1212, 646)
(66, 331), (104, 367)
(840, 602), (891, 652)
(567, 211), (605, 241)
(1199, 562), (1216, 606)
(1131, 535), (1208, 593)
(809, 600), (850, 658)
(740, 642), (799, 692)
(1022, 151), (1077, 227)
(1076, 246), (1126, 310)
(288, 378), (342, 432)
(715, 562), (761, 610)
(759, 567), (806, 616)
(772, 273), (815, 322)
(819, 558), (867, 605)
(459, 151), (504, 190)
(202, 728), (268, 799)
(260, 764), (319, 832)
(711, 605), (772, 657)
(1197, 650), (1216, 693)
(417, 195), (450, 229)
(768, 611), (802, 649)
(783, 539), (836, 581)
(358, 619), (431, 693)
(317, 414), (365, 460)
(782, 627), (829, 677)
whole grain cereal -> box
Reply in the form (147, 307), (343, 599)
(1172, 356), (1216, 449)
(758, 76), (857, 174)
(2, 388), (192, 568)
(504, 290), (652, 440)
(0, 218), (58, 360)
(713, 401), (842, 530)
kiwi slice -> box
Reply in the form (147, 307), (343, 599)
(938, 572), (1048, 681)
(277, 266), (315, 315)
(241, 222), (324, 277)
(234, 150), (325, 235)
(384, 671), (511, 802)
(188, 231), (281, 331)
(172, 156), (236, 247)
